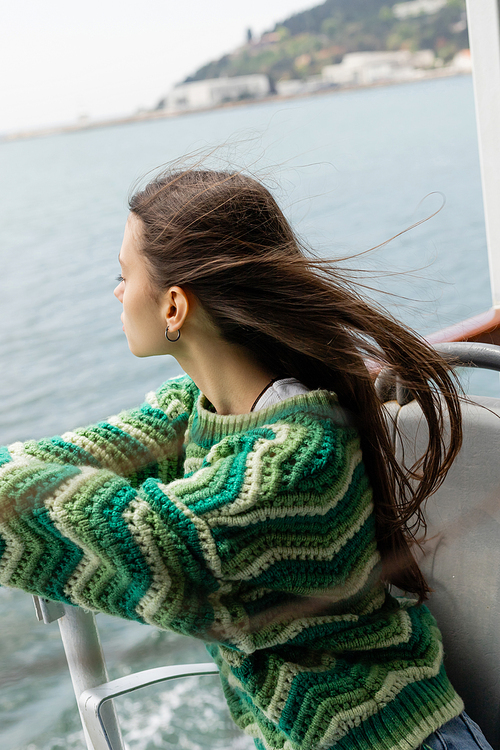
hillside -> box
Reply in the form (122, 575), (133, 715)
(184, 0), (467, 85)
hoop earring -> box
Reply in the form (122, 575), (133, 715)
(165, 326), (181, 342)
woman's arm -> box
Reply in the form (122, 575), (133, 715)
(0, 464), (218, 634)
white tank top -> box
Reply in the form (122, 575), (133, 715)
(252, 378), (310, 411)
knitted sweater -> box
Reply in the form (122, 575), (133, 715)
(0, 374), (463, 750)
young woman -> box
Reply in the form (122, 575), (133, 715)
(0, 168), (491, 750)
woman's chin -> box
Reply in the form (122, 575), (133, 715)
(127, 341), (164, 358)
(129, 345), (148, 358)
(126, 340), (144, 357)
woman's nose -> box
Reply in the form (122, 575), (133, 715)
(114, 283), (123, 302)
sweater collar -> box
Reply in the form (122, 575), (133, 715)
(190, 389), (348, 441)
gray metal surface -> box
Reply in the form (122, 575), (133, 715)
(393, 395), (500, 748)
(376, 343), (500, 408)
(434, 342), (500, 372)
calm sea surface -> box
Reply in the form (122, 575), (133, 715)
(0, 75), (494, 749)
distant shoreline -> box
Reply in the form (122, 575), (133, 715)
(1, 68), (469, 145)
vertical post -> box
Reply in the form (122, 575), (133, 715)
(57, 606), (125, 750)
(465, 0), (500, 307)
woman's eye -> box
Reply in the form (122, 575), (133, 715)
(116, 274), (125, 283)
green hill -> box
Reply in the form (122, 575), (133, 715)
(184, 0), (467, 85)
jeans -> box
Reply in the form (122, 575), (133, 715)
(421, 712), (493, 750)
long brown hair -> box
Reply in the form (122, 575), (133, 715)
(129, 167), (463, 603)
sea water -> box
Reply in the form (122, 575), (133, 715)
(0, 75), (493, 750)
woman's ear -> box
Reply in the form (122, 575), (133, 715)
(163, 286), (190, 336)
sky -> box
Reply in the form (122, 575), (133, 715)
(1, 0), (317, 134)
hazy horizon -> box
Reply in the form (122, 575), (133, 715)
(2, 0), (316, 135)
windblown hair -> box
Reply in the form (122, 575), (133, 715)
(129, 167), (463, 603)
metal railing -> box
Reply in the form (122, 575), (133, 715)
(33, 598), (218, 750)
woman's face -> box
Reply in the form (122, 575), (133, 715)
(114, 213), (169, 357)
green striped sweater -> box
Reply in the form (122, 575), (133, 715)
(0, 375), (462, 749)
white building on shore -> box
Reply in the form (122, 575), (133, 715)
(161, 75), (270, 113)
(322, 50), (436, 87)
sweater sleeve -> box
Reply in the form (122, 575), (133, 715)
(3, 375), (200, 487)
(0, 374), (219, 634)
(0, 468), (218, 636)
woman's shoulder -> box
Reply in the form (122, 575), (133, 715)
(252, 382), (351, 429)
(252, 378), (311, 411)
(149, 374), (201, 415)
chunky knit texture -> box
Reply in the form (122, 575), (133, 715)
(0, 374), (462, 749)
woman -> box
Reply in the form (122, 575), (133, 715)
(0, 168), (491, 749)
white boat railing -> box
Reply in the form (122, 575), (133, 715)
(465, 0), (500, 308)
(79, 662), (219, 750)
(33, 598), (125, 750)
(33, 596), (219, 750)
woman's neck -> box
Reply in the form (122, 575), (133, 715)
(172, 331), (276, 415)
